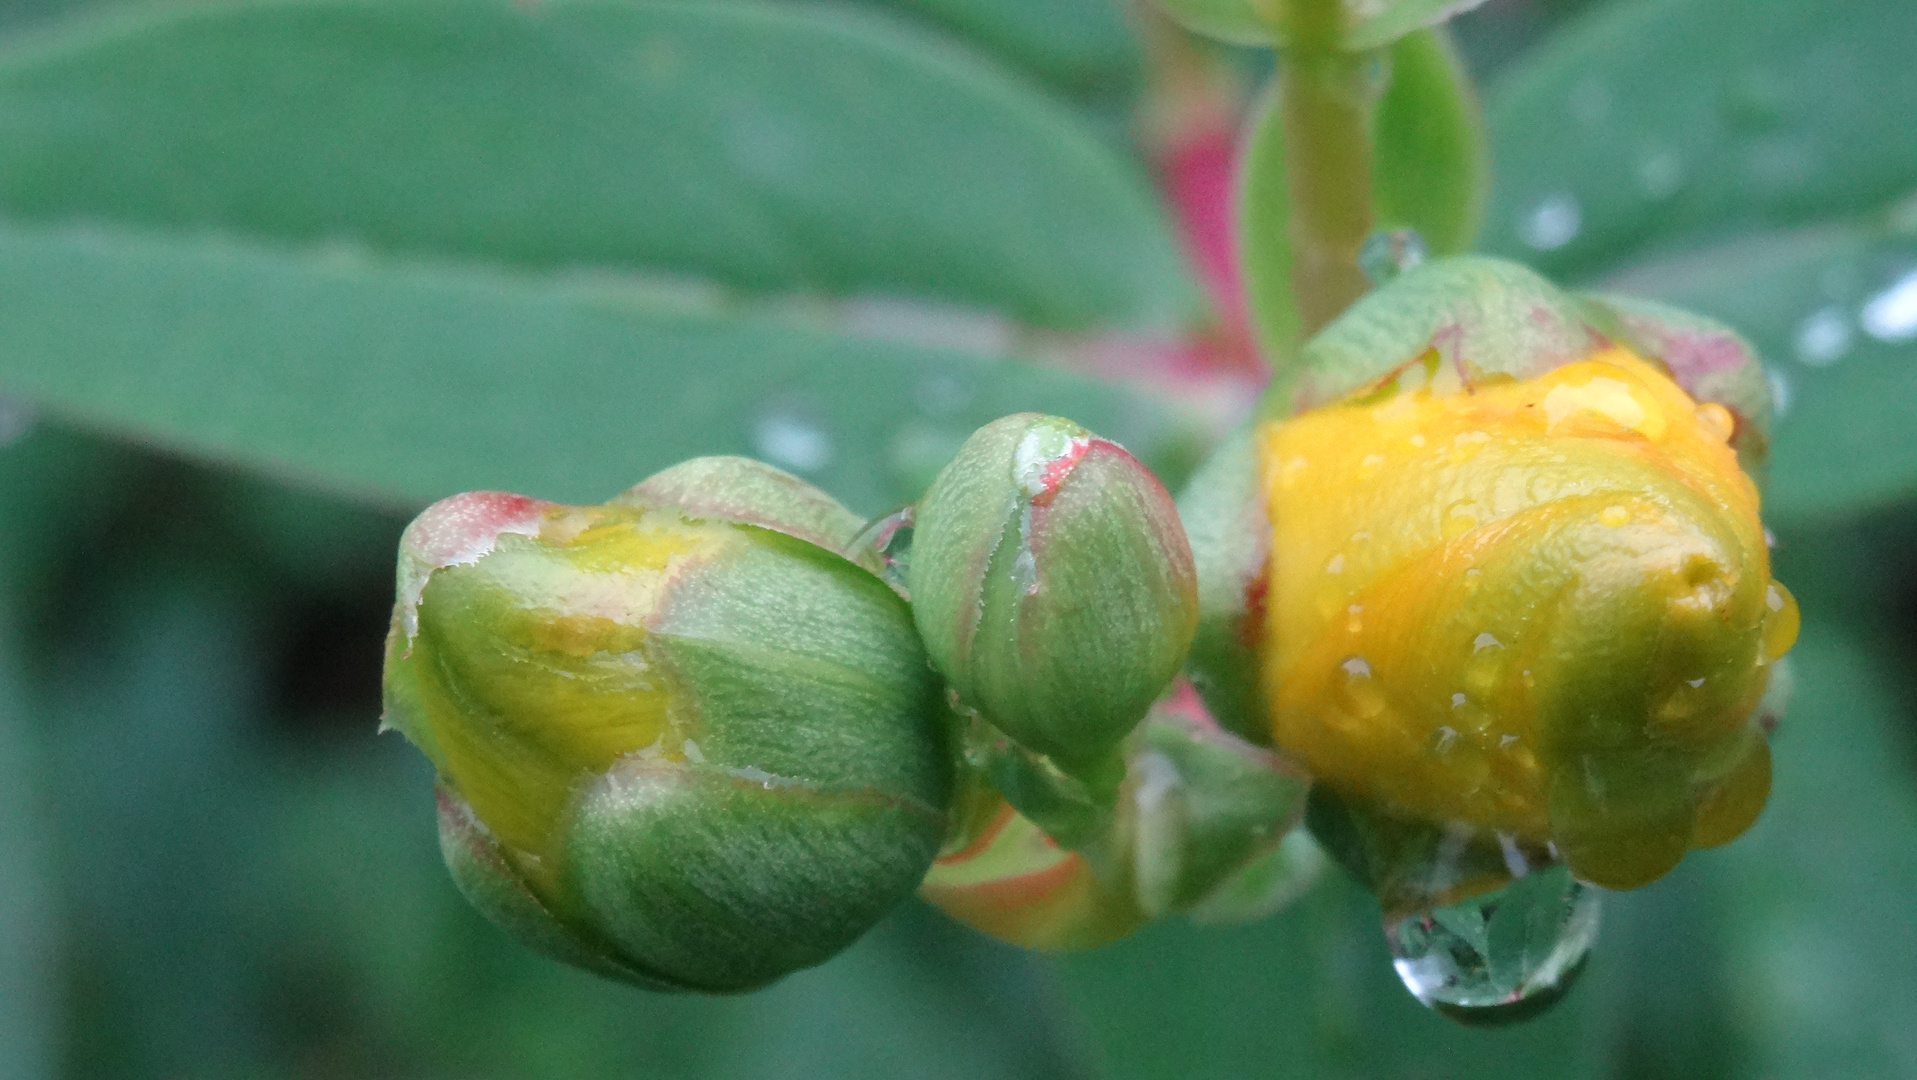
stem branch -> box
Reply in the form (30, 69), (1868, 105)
(1277, 0), (1377, 335)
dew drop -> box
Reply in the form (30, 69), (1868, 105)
(1384, 863), (1602, 1025)
(754, 409), (834, 472)
(1346, 604), (1364, 635)
(1599, 505), (1631, 528)
(1360, 228), (1429, 285)
(1339, 657), (1386, 719)
(1451, 692), (1468, 708)
(1764, 581), (1800, 661)
(1473, 632), (1502, 653)
(1860, 268), (1917, 342)
(1325, 553), (1346, 575)
(1519, 193), (1581, 252)
(847, 506), (915, 594)
(1794, 305), (1853, 365)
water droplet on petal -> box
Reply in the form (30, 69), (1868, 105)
(1599, 505), (1631, 528)
(1519, 193), (1581, 252)
(754, 408), (834, 473)
(1861, 268), (1917, 342)
(1384, 863), (1602, 1025)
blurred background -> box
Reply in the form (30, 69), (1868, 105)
(0, 0), (1913, 1077)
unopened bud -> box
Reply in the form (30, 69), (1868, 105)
(909, 414), (1199, 775)
(382, 460), (951, 992)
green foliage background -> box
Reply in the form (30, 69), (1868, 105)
(0, 0), (1910, 1076)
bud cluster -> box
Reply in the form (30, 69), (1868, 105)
(380, 257), (1793, 994)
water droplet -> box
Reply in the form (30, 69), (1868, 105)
(1519, 193), (1581, 252)
(1451, 692), (1468, 708)
(1767, 369), (1793, 419)
(1346, 604), (1364, 634)
(847, 506), (914, 594)
(1360, 229), (1429, 284)
(1358, 453), (1386, 479)
(754, 409), (834, 472)
(1693, 402), (1736, 444)
(1794, 305), (1853, 365)
(1473, 633), (1502, 653)
(1599, 505), (1631, 528)
(1861, 268), (1917, 342)
(1325, 553), (1346, 575)
(1384, 863), (1602, 1025)
(1432, 725), (1460, 754)
(1408, 432), (1427, 448)
(1764, 580), (1800, 661)
(1338, 657), (1386, 719)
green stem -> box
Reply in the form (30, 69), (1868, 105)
(1277, 0), (1378, 336)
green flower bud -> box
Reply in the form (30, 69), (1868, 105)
(381, 460), (952, 993)
(909, 414), (1199, 775)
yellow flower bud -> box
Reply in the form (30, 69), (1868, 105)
(1256, 347), (1796, 890)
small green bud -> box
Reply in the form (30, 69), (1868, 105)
(1149, 0), (1489, 51)
(382, 460), (952, 993)
(909, 414), (1199, 775)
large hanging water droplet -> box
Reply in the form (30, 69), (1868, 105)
(848, 506), (914, 595)
(1384, 862), (1601, 1025)
(1360, 229), (1428, 285)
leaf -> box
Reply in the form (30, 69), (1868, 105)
(1483, 0), (1917, 281)
(1238, 28), (1487, 373)
(866, 0), (1142, 93)
(1705, 620), (1917, 1079)
(0, 679), (56, 1080)
(0, 222), (1201, 514)
(1606, 215), (1917, 526)
(1151, 0), (1489, 51)
(0, 0), (1194, 331)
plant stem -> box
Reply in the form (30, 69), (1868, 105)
(1277, 0), (1377, 335)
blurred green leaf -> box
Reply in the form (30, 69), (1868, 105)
(866, 0), (1142, 93)
(1607, 215), (1917, 526)
(1483, 0), (1917, 279)
(0, 673), (56, 1080)
(1151, 0), (1489, 50)
(0, 0), (1193, 331)
(0, 222), (1198, 514)
(1239, 28), (1487, 370)
(1709, 620), (1917, 1077)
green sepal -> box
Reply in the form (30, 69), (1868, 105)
(1120, 703), (1311, 918)
(436, 784), (683, 991)
(563, 755), (946, 994)
(613, 455), (885, 576)
(1173, 427), (1270, 744)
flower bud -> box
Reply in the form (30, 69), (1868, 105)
(381, 460), (952, 992)
(1185, 257), (1795, 893)
(909, 414), (1199, 775)
(1254, 289), (1793, 890)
